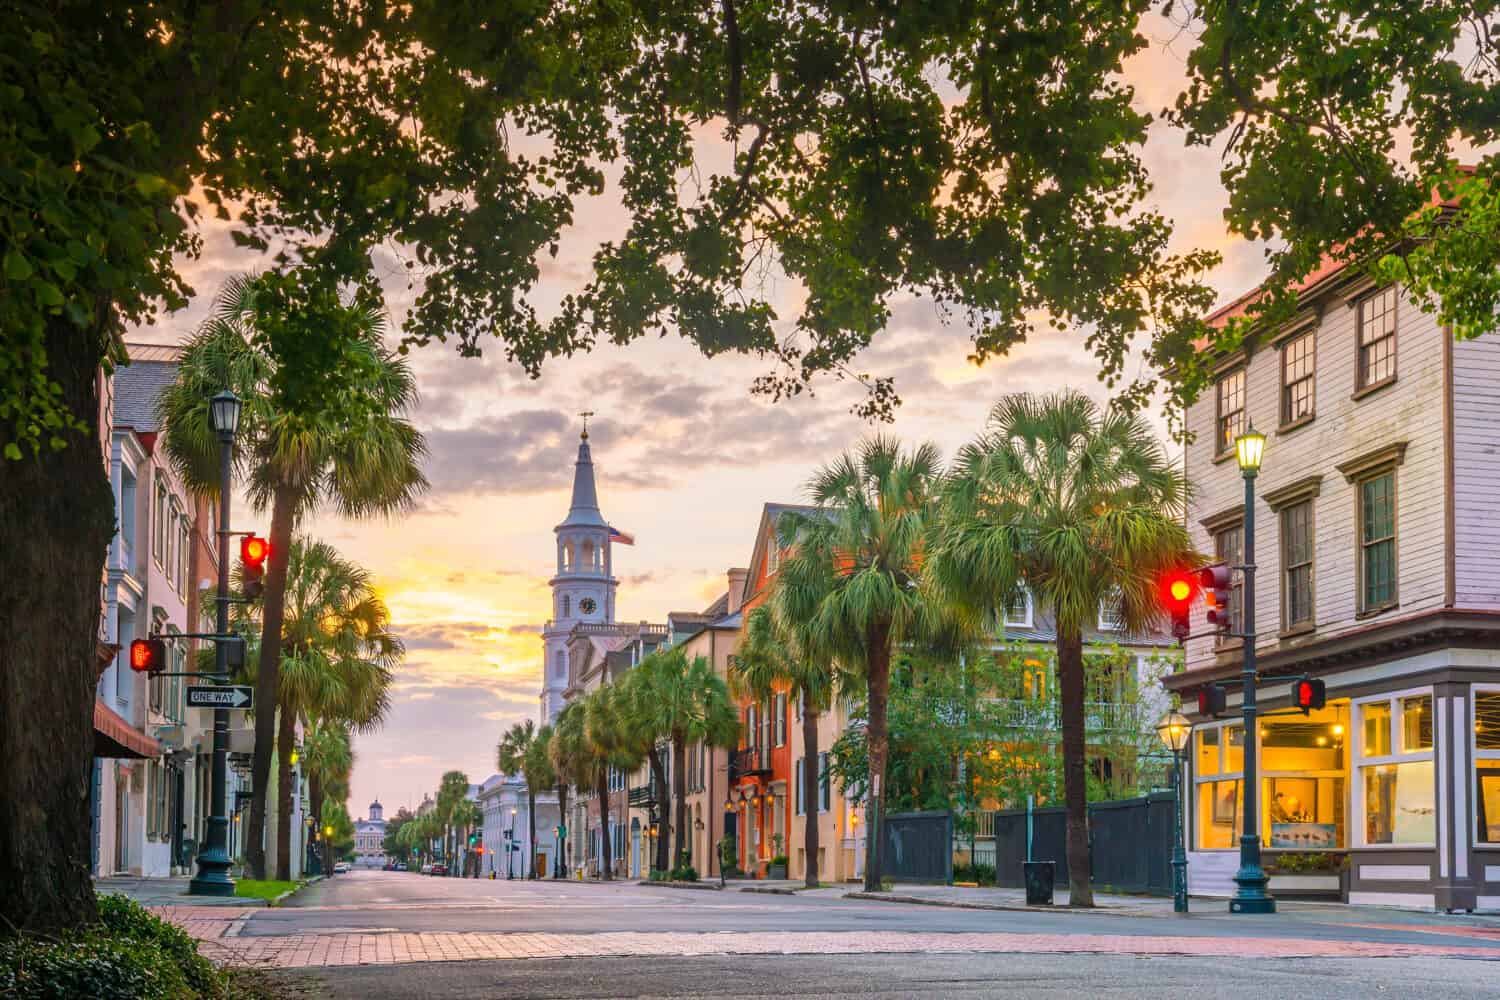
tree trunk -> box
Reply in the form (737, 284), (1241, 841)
(647, 746), (670, 874)
(0, 317), (115, 933)
(862, 623), (891, 892)
(1057, 627), (1093, 907)
(275, 701), (296, 881)
(672, 731), (689, 873)
(595, 771), (612, 880)
(527, 789), (537, 879)
(802, 707), (821, 889)
(556, 784), (568, 877)
(246, 482), (297, 879)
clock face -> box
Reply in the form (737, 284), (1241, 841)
(579, 597), (598, 615)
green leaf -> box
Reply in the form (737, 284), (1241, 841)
(4, 250), (32, 280)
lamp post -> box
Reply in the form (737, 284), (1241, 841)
(1230, 425), (1275, 914)
(507, 806), (517, 880)
(190, 391), (241, 896)
(1156, 710), (1192, 914)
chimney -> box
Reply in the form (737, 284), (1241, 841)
(726, 568), (750, 614)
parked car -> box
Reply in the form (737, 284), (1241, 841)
(430, 863), (448, 876)
(420, 863), (434, 875)
(394, 862), (407, 872)
(333, 861), (351, 874)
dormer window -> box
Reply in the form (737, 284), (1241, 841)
(1003, 590), (1032, 629)
(1098, 591), (1124, 632)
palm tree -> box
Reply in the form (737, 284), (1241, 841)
(775, 435), (957, 892)
(928, 391), (1194, 907)
(497, 720), (557, 879)
(634, 647), (739, 874)
(611, 668), (674, 874)
(301, 720), (353, 875)
(264, 538), (399, 879)
(584, 685), (642, 880)
(549, 700), (596, 878)
(436, 771), (471, 875)
(732, 605), (835, 888)
(159, 274), (426, 879)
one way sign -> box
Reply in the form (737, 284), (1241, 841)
(187, 686), (254, 710)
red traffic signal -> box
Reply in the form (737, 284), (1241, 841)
(1200, 564), (1234, 634)
(129, 637), (167, 674)
(1197, 683), (1227, 718)
(241, 534), (269, 598)
(1292, 676), (1326, 713)
(1159, 569), (1198, 641)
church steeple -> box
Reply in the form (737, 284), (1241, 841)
(559, 420), (605, 529)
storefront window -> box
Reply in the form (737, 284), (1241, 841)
(1262, 706), (1347, 849)
(1476, 691), (1500, 843)
(1223, 725), (1244, 774)
(1401, 695), (1432, 751)
(1198, 779), (1242, 849)
(1356, 690), (1435, 846)
(1362, 702), (1391, 756)
(1197, 728), (1220, 777)
(1363, 762), (1435, 844)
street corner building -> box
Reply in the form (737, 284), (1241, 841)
(1167, 256), (1500, 911)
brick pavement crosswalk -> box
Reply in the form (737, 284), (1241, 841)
(152, 906), (1500, 969)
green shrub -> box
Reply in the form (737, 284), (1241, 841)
(96, 894), (221, 996)
(0, 932), (194, 1000)
(668, 865), (699, 882)
(952, 862), (997, 886)
(770, 854), (788, 868)
(647, 868), (667, 882)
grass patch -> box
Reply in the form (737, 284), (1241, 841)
(234, 879), (299, 901)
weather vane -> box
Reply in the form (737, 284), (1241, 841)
(579, 410), (595, 439)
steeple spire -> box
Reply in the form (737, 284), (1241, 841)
(559, 416), (606, 528)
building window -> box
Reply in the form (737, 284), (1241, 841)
(1281, 500), (1314, 629)
(1194, 723), (1244, 849)
(1263, 705), (1347, 849)
(1476, 691), (1500, 844)
(560, 594), (570, 619)
(1355, 691), (1434, 846)
(1097, 595), (1123, 632)
(1281, 329), (1315, 425)
(1213, 523), (1244, 635)
(1003, 590), (1032, 629)
(153, 480), (167, 563)
(794, 758), (804, 816)
(774, 692), (787, 747)
(1215, 369), (1245, 456)
(1358, 471), (1397, 612)
(555, 651), (566, 679)
(1357, 285), (1397, 389)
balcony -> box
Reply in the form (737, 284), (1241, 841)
(988, 699), (1141, 735)
(730, 746), (772, 781)
(628, 783), (661, 808)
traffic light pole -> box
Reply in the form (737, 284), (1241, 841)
(1229, 465), (1274, 914)
(189, 432), (236, 896)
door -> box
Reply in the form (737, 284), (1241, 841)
(630, 818), (641, 877)
(114, 769), (127, 873)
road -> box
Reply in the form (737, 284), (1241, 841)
(182, 871), (1500, 998)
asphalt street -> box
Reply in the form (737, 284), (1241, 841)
(270, 952), (1500, 999)
(254, 869), (1500, 951)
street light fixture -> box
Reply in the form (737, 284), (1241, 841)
(1230, 425), (1275, 914)
(1155, 710), (1192, 914)
(190, 390), (241, 897)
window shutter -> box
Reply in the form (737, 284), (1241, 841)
(794, 759), (803, 815)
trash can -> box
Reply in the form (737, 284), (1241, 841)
(1023, 861), (1055, 905)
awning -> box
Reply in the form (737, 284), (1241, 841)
(94, 701), (160, 759)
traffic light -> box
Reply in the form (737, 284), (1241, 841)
(241, 534), (269, 599)
(1159, 569), (1198, 641)
(1200, 564), (1234, 634)
(1292, 676), (1326, 714)
(129, 636), (167, 674)
(1197, 683), (1227, 718)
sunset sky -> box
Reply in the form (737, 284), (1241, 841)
(131, 14), (1280, 820)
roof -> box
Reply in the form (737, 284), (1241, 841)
(557, 432), (607, 529)
(113, 346), (182, 432)
(999, 606), (1176, 650)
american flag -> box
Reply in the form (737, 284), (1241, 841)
(608, 525), (635, 546)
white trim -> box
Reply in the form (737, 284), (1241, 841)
(1352, 686), (1436, 849)
(1477, 895), (1500, 911)
(1454, 696), (1467, 877)
(1348, 891), (1435, 909)
(1438, 694), (1449, 877)
(1484, 865), (1500, 882)
(1002, 590), (1033, 629)
(1358, 863), (1430, 881)
(1267, 874), (1340, 891)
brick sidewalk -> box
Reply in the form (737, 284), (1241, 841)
(153, 907), (1500, 969)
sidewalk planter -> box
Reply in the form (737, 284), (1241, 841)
(1023, 861), (1055, 905)
(768, 856), (788, 881)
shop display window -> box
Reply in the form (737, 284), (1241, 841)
(1261, 706), (1347, 849)
(1476, 691), (1500, 844)
(1355, 689), (1435, 847)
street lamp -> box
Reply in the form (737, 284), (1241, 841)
(190, 390), (242, 896)
(1155, 710), (1192, 914)
(1230, 425), (1275, 914)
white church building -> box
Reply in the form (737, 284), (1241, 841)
(353, 799), (387, 868)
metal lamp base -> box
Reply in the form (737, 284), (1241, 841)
(1229, 896), (1277, 914)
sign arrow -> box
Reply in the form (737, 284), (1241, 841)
(187, 686), (254, 710)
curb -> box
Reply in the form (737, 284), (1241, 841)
(738, 886), (797, 895)
(267, 875), (324, 908)
(842, 891), (1162, 917)
(636, 880), (723, 891)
